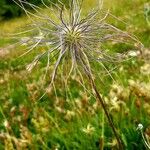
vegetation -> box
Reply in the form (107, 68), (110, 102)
(0, 0), (68, 19)
(0, 0), (150, 149)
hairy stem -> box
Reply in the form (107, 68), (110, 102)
(80, 53), (123, 149)
(89, 75), (123, 149)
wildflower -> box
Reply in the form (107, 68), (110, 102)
(64, 110), (75, 121)
(3, 120), (9, 128)
(127, 50), (140, 57)
(137, 123), (143, 131)
(55, 106), (66, 114)
(82, 123), (95, 135)
(143, 103), (150, 115)
(0, 79), (5, 84)
(12, 0), (142, 148)
(12, 0), (142, 86)
(140, 64), (150, 75)
(107, 139), (118, 147)
(129, 80), (150, 102)
(0, 48), (9, 58)
(75, 98), (82, 108)
(93, 101), (99, 110)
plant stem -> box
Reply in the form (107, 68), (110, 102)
(79, 53), (123, 149)
(140, 130), (150, 150)
(89, 76), (123, 149)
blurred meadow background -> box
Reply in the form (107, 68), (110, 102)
(0, 0), (150, 149)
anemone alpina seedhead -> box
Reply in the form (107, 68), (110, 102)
(12, 1), (143, 148)
(12, 0), (142, 86)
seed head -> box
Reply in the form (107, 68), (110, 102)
(12, 0), (143, 89)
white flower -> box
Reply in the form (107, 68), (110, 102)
(127, 50), (140, 57)
(140, 64), (150, 75)
(136, 123), (143, 130)
(3, 120), (8, 128)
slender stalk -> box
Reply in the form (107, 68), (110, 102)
(137, 124), (150, 150)
(79, 52), (123, 149)
(141, 130), (150, 150)
(88, 75), (123, 149)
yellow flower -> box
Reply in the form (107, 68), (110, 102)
(82, 123), (95, 135)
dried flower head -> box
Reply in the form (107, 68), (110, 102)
(11, 1), (143, 147)
(12, 0), (143, 88)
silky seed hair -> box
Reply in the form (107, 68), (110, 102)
(11, 0), (143, 91)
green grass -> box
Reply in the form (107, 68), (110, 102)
(0, 0), (150, 149)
